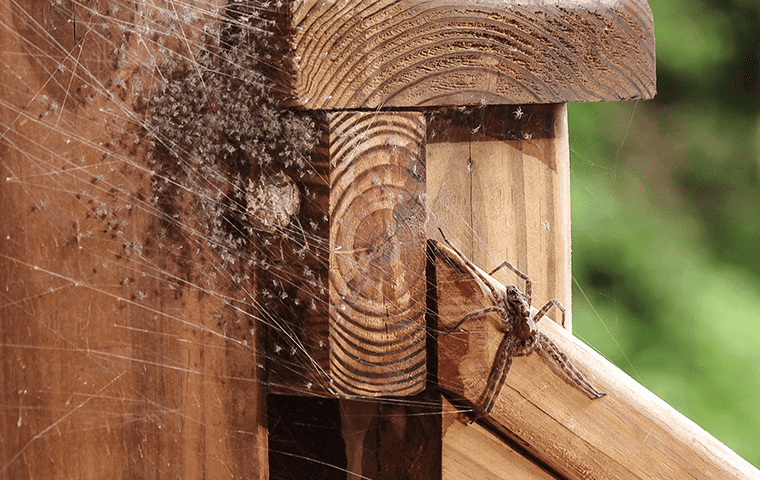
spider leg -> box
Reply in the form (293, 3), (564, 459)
(532, 298), (566, 328)
(532, 333), (606, 399)
(478, 334), (519, 417)
(443, 306), (506, 336)
(488, 261), (532, 306)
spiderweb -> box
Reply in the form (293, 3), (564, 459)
(3, 1), (744, 479)
(1, 1), (454, 478)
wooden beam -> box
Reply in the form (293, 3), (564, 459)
(441, 397), (556, 480)
(426, 104), (572, 329)
(266, 112), (429, 398)
(285, 0), (656, 109)
(432, 239), (760, 480)
(0, 1), (268, 478)
(328, 111), (428, 397)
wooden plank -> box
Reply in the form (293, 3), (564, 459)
(441, 398), (556, 480)
(432, 240), (760, 480)
(0, 1), (268, 478)
(286, 0), (656, 109)
(328, 111), (428, 397)
(263, 114), (334, 398)
(427, 104), (572, 329)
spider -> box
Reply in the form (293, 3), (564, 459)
(436, 229), (605, 417)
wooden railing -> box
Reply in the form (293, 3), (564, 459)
(3, 0), (759, 479)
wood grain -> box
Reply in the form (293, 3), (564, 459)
(328, 111), (428, 397)
(432, 240), (760, 480)
(0, 1), (268, 478)
(426, 104), (572, 329)
(441, 397), (556, 480)
(263, 114), (334, 397)
(286, 0), (656, 109)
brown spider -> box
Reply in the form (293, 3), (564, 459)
(436, 229), (605, 417)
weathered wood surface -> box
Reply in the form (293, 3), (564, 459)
(262, 115), (334, 398)
(0, 1), (268, 478)
(432, 239), (760, 480)
(264, 111), (429, 399)
(441, 398), (556, 480)
(2, 0), (664, 478)
(426, 104), (573, 329)
(328, 111), (428, 397)
(286, 0), (656, 109)
(277, 103), (569, 397)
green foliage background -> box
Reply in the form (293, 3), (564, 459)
(569, 0), (760, 467)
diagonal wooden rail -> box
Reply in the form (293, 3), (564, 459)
(432, 238), (760, 480)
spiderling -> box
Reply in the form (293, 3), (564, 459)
(143, 1), (318, 265)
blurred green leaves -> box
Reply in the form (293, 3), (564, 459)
(569, 0), (760, 466)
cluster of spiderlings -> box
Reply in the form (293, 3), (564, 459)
(144, 1), (318, 266)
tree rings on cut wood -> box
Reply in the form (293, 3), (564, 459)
(328, 111), (427, 397)
(286, 0), (655, 108)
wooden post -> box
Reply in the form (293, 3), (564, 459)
(10, 0), (754, 479)
(426, 103), (573, 328)
(273, 0), (656, 392)
(271, 0), (656, 479)
(327, 111), (427, 397)
(0, 1), (268, 479)
(264, 111), (430, 399)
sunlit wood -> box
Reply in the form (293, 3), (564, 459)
(328, 111), (428, 397)
(441, 397), (556, 480)
(286, 0), (656, 109)
(426, 104), (572, 329)
(433, 240), (760, 480)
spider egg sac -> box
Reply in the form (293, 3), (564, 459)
(246, 171), (301, 233)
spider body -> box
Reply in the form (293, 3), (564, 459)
(503, 285), (532, 342)
(437, 230), (605, 417)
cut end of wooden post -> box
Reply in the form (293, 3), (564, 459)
(328, 112), (428, 396)
(285, 0), (656, 109)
